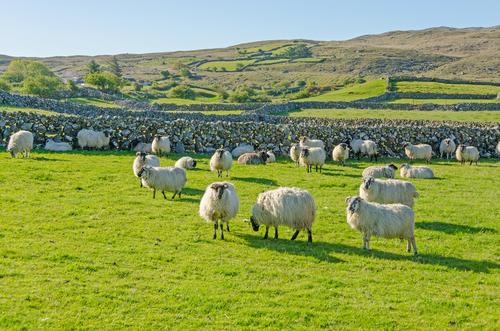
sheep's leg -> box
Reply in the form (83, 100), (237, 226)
(178, 190), (181, 198)
(315, 164), (318, 172)
(213, 222), (217, 240)
(162, 191), (168, 200)
(219, 223), (224, 240)
(171, 191), (176, 200)
(407, 240), (411, 252)
(226, 170), (229, 177)
(153, 189), (156, 199)
(307, 229), (312, 243)
(320, 165), (323, 173)
(410, 236), (417, 255)
(290, 230), (300, 241)
(363, 234), (370, 250)
(139, 180), (142, 188)
(469, 160), (473, 166)
(226, 223), (230, 232)
(263, 226), (269, 239)
(274, 227), (278, 239)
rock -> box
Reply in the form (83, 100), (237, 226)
(175, 142), (185, 154)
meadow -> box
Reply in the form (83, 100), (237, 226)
(0, 151), (498, 329)
(395, 81), (499, 95)
(297, 80), (386, 102)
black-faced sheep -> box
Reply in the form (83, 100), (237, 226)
(332, 143), (349, 166)
(299, 147), (326, 173)
(7, 130), (33, 158)
(210, 149), (233, 177)
(133, 152), (160, 187)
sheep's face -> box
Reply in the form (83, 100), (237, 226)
(249, 216), (260, 232)
(458, 144), (465, 152)
(104, 131), (110, 138)
(137, 151), (147, 161)
(137, 166), (151, 178)
(191, 160), (197, 168)
(299, 136), (308, 144)
(210, 183), (229, 200)
(346, 196), (361, 213)
(259, 151), (269, 162)
(154, 135), (161, 141)
(388, 164), (398, 170)
(216, 149), (225, 158)
(300, 148), (310, 158)
(402, 142), (409, 148)
(362, 176), (375, 190)
(444, 139), (451, 145)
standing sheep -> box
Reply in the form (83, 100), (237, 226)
(346, 196), (417, 254)
(360, 140), (379, 162)
(299, 136), (325, 149)
(152, 135), (171, 156)
(359, 176), (419, 208)
(456, 145), (480, 165)
(350, 139), (363, 160)
(238, 151), (269, 165)
(399, 164), (434, 179)
(362, 164), (398, 179)
(289, 143), (301, 167)
(175, 156), (197, 169)
(332, 143), (349, 166)
(300, 147), (326, 173)
(7, 130), (33, 158)
(403, 142), (432, 163)
(266, 151), (276, 163)
(133, 152), (160, 187)
(199, 182), (240, 240)
(77, 129), (110, 150)
(210, 149), (233, 177)
(138, 166), (186, 200)
(439, 138), (456, 159)
(249, 187), (316, 242)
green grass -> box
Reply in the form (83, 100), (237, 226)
(153, 97), (220, 105)
(395, 81), (500, 95)
(291, 57), (326, 63)
(253, 59), (289, 65)
(0, 151), (498, 329)
(199, 60), (256, 71)
(298, 80), (387, 102)
(166, 110), (243, 115)
(0, 105), (66, 116)
(389, 98), (499, 104)
(66, 97), (121, 108)
(284, 108), (500, 122)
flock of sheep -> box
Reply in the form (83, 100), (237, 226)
(5, 128), (499, 253)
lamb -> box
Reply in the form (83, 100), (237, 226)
(350, 139), (363, 159)
(7, 130), (33, 158)
(266, 151), (276, 163)
(399, 163), (434, 179)
(44, 139), (72, 152)
(332, 143), (349, 166)
(249, 187), (316, 242)
(439, 138), (456, 159)
(359, 176), (419, 208)
(299, 147), (326, 173)
(238, 151), (269, 165)
(360, 140), (378, 162)
(289, 143), (301, 166)
(77, 129), (110, 150)
(175, 156), (197, 169)
(455, 144), (480, 165)
(137, 166), (186, 200)
(199, 182), (240, 240)
(362, 164), (398, 179)
(231, 144), (254, 158)
(403, 142), (432, 163)
(346, 196), (417, 254)
(133, 142), (152, 153)
(133, 152), (160, 187)
(210, 149), (233, 177)
(152, 135), (171, 156)
(299, 136), (325, 149)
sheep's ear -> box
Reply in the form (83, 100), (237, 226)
(223, 183), (229, 189)
(210, 184), (217, 190)
(345, 196), (351, 203)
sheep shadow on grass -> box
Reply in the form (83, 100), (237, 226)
(231, 176), (278, 186)
(31, 156), (68, 162)
(416, 221), (497, 234)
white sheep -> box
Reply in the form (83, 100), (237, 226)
(332, 143), (349, 166)
(439, 138), (456, 159)
(210, 149), (233, 177)
(138, 166), (186, 200)
(199, 182), (240, 240)
(346, 196), (417, 254)
(455, 144), (480, 165)
(289, 143), (301, 166)
(175, 156), (197, 169)
(299, 136), (325, 149)
(77, 129), (110, 150)
(152, 135), (171, 156)
(359, 176), (419, 208)
(44, 140), (72, 152)
(496, 141), (500, 157)
(133, 142), (152, 153)
(249, 187), (316, 242)
(231, 144), (254, 158)
(7, 130), (33, 158)
(238, 151), (269, 165)
(133, 152), (160, 187)
(403, 142), (432, 163)
(362, 164), (398, 179)
(399, 163), (434, 179)
(266, 151), (276, 163)
(360, 140), (379, 162)
(299, 147), (326, 173)
(350, 139), (363, 159)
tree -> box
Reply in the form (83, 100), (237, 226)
(160, 70), (171, 79)
(169, 85), (195, 99)
(84, 71), (122, 93)
(107, 56), (122, 77)
(283, 44), (312, 59)
(21, 75), (63, 98)
(87, 60), (101, 74)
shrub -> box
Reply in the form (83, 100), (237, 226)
(0, 79), (11, 91)
(283, 44), (312, 59)
(169, 85), (195, 99)
(84, 71), (122, 93)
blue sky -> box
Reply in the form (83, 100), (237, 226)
(1, 0), (498, 57)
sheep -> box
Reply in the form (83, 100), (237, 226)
(497, 141), (500, 157)
(439, 138), (456, 159)
(133, 152), (160, 187)
(199, 182), (240, 240)
(455, 144), (480, 165)
(299, 136), (325, 149)
(350, 139), (363, 159)
(266, 151), (276, 163)
(249, 187), (316, 242)
(152, 135), (171, 156)
(238, 151), (269, 165)
(175, 156), (197, 169)
(289, 143), (301, 166)
(299, 147), (326, 173)
(345, 196), (417, 254)
(359, 176), (419, 208)
(399, 163), (434, 179)
(403, 142), (432, 163)
(360, 140), (379, 162)
(362, 164), (398, 179)
(77, 129), (110, 150)
(332, 143), (349, 166)
(210, 149), (233, 177)
(133, 142), (152, 153)
(44, 139), (72, 152)
(137, 166), (186, 200)
(231, 144), (254, 158)
(7, 130), (33, 158)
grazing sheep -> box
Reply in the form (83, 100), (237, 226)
(346, 196), (417, 254)
(439, 138), (456, 159)
(266, 151), (276, 163)
(133, 152), (160, 187)
(299, 136), (325, 149)
(400, 163), (434, 179)
(456, 144), (480, 165)
(199, 182), (240, 240)
(350, 139), (363, 159)
(299, 147), (326, 173)
(133, 142), (152, 153)
(77, 129), (110, 150)
(210, 149), (233, 177)
(332, 143), (349, 166)
(238, 151), (269, 165)
(360, 140), (379, 162)
(231, 144), (254, 158)
(359, 176), (419, 208)
(7, 130), (33, 158)
(362, 164), (398, 179)
(403, 142), (432, 163)
(44, 140), (72, 152)
(289, 143), (301, 166)
(152, 135), (171, 156)
(249, 187), (316, 242)
(175, 156), (197, 169)
(138, 166), (186, 200)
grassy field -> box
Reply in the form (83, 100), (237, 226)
(199, 60), (256, 71)
(0, 105), (66, 116)
(66, 97), (121, 108)
(0, 151), (498, 329)
(395, 81), (499, 95)
(166, 110), (243, 115)
(389, 98), (499, 104)
(298, 80), (386, 102)
(153, 97), (220, 105)
(284, 108), (500, 122)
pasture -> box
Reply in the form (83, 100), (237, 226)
(0, 151), (498, 329)
(297, 80), (386, 102)
(394, 81), (499, 95)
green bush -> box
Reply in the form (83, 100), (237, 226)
(0, 79), (11, 91)
(84, 72), (122, 93)
(169, 85), (195, 99)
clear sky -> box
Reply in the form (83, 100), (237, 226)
(1, 0), (498, 57)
